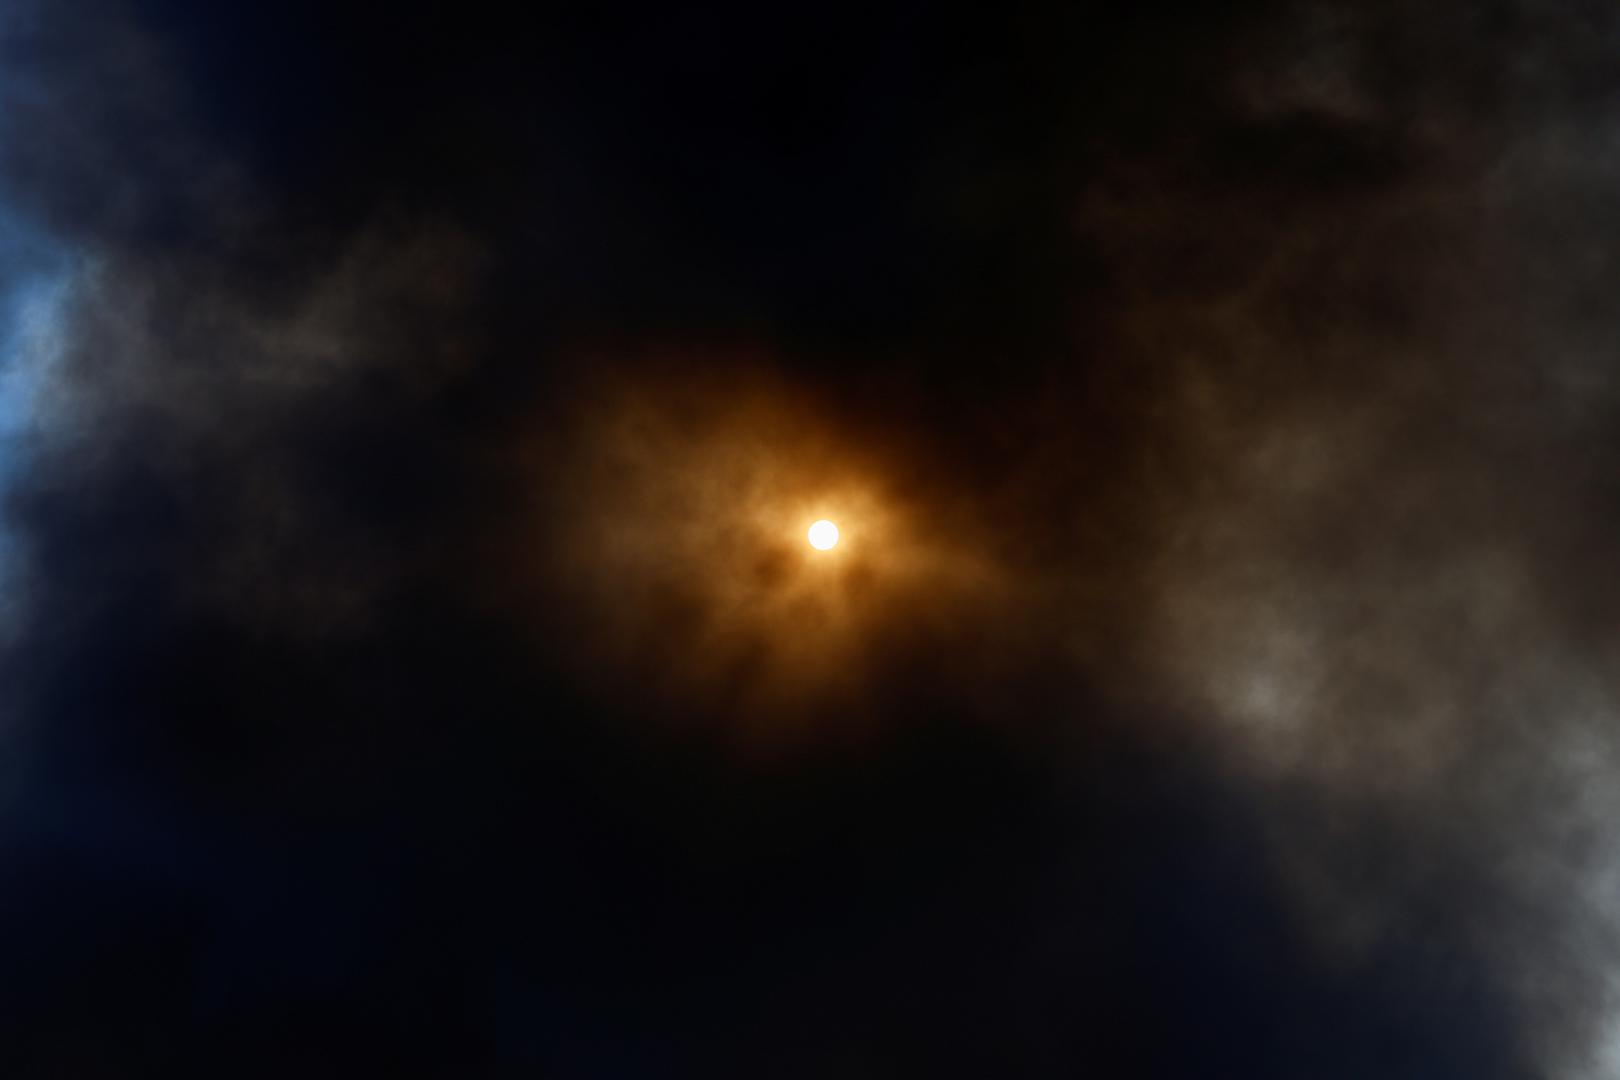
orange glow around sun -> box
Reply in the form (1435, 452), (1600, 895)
(510, 357), (1012, 740)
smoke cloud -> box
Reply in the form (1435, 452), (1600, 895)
(3, 0), (1620, 1076)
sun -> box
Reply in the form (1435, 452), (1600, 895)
(807, 519), (839, 550)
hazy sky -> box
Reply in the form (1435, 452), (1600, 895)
(5, 1), (1620, 1076)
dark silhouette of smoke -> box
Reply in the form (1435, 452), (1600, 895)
(2, 0), (1617, 1076)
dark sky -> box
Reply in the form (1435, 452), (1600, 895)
(4, 1), (1620, 1076)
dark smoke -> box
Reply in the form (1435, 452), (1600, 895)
(2, 0), (1617, 1075)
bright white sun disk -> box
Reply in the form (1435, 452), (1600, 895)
(807, 519), (839, 550)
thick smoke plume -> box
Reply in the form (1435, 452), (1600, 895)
(2, 0), (1619, 1076)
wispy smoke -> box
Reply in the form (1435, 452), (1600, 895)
(1116, 5), (1620, 1076)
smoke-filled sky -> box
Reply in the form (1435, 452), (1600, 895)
(5, 0), (1620, 1075)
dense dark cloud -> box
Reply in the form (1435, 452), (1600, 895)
(3, 0), (1620, 1075)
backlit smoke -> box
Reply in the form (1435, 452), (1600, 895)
(3, 0), (1620, 1075)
